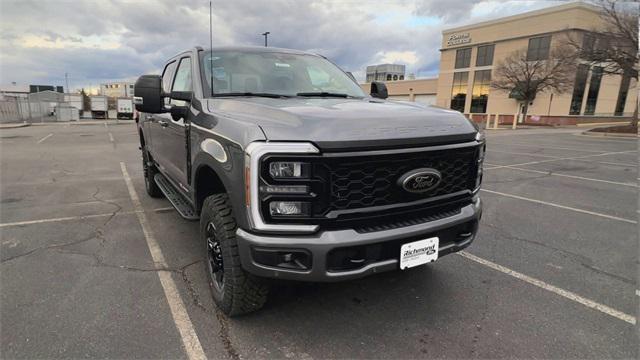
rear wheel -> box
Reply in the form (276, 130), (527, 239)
(142, 146), (162, 198)
(201, 193), (269, 316)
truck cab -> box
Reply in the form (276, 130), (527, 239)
(134, 46), (484, 316)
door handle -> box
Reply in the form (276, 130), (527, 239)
(158, 120), (169, 127)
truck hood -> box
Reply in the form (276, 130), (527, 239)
(207, 97), (478, 150)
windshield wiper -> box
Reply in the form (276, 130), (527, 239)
(211, 92), (291, 98)
(296, 92), (350, 98)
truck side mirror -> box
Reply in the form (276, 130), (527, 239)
(134, 75), (163, 113)
(370, 81), (388, 99)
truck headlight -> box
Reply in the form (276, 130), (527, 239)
(269, 162), (308, 178)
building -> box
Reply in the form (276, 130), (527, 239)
(365, 64), (406, 83)
(361, 78), (438, 105)
(100, 82), (134, 98)
(1, 83), (64, 99)
(435, 2), (636, 125)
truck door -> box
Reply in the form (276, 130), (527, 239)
(154, 56), (192, 192)
(147, 60), (177, 170)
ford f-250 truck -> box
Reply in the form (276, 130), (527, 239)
(134, 46), (484, 316)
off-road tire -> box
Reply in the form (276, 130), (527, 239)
(201, 193), (269, 316)
(142, 146), (163, 198)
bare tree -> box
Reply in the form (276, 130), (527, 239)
(491, 46), (577, 120)
(565, 0), (639, 127)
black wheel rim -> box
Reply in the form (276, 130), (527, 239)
(206, 222), (224, 291)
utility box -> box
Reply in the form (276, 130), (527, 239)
(90, 95), (108, 119)
(116, 97), (134, 119)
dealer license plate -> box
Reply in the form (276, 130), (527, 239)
(399, 237), (439, 270)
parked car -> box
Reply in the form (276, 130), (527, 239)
(134, 46), (484, 316)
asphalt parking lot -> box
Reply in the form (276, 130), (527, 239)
(1, 122), (638, 359)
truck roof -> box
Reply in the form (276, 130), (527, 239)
(182, 46), (320, 58)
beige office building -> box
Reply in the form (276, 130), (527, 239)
(436, 2), (636, 125)
(363, 2), (636, 125)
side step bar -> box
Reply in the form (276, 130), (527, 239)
(154, 173), (199, 221)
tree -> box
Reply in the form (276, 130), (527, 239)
(564, 0), (639, 127)
(80, 88), (90, 112)
(491, 46), (577, 120)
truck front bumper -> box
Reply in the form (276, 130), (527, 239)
(236, 197), (482, 282)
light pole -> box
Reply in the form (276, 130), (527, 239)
(262, 31), (270, 47)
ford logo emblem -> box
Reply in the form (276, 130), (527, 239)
(398, 168), (442, 193)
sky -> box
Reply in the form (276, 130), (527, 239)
(0, 0), (567, 93)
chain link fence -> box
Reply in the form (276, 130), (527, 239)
(0, 97), (82, 124)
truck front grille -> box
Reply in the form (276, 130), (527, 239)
(319, 146), (478, 212)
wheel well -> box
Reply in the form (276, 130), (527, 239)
(195, 166), (226, 213)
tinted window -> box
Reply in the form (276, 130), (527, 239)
(470, 70), (491, 113)
(450, 71), (468, 112)
(584, 66), (603, 115)
(569, 64), (589, 115)
(527, 36), (551, 61)
(455, 48), (472, 69)
(476, 45), (494, 66)
(162, 61), (177, 93)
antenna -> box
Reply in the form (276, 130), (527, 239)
(209, 1), (214, 96)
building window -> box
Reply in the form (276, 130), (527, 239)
(450, 72), (468, 112)
(470, 70), (491, 113)
(455, 48), (472, 69)
(584, 66), (603, 115)
(527, 35), (551, 61)
(476, 44), (494, 66)
(615, 73), (631, 116)
(386, 74), (392, 81)
(393, 75), (398, 80)
(569, 64), (589, 115)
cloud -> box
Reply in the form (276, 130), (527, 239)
(0, 0), (560, 90)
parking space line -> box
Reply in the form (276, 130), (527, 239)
(120, 162), (205, 360)
(487, 141), (636, 154)
(0, 211), (138, 228)
(37, 133), (53, 144)
(480, 189), (637, 224)
(108, 132), (115, 142)
(483, 163), (639, 188)
(487, 149), (637, 168)
(458, 251), (636, 325)
(485, 150), (637, 170)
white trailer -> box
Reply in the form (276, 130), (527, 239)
(116, 97), (134, 119)
(90, 95), (108, 119)
(64, 94), (84, 111)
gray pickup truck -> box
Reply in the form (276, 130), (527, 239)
(134, 46), (484, 316)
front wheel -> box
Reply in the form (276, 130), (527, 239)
(142, 146), (162, 198)
(201, 193), (269, 316)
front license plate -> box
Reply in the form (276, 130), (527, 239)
(400, 237), (439, 270)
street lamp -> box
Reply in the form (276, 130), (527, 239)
(262, 32), (270, 47)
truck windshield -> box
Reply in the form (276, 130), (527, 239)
(200, 50), (365, 98)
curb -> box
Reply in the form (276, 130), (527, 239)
(581, 130), (638, 139)
(0, 123), (31, 129)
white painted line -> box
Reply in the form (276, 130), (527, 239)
(486, 150), (637, 170)
(108, 132), (115, 142)
(484, 164), (638, 188)
(636, 289), (640, 297)
(120, 162), (205, 360)
(37, 133), (53, 144)
(0, 211), (138, 228)
(458, 251), (636, 325)
(488, 141), (636, 154)
(487, 149), (637, 168)
(480, 189), (637, 224)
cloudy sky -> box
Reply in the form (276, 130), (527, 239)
(0, 0), (566, 92)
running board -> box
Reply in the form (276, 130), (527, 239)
(154, 173), (199, 221)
